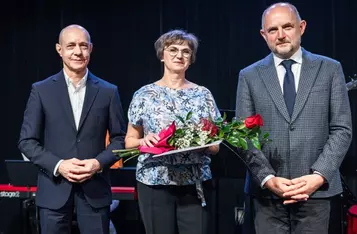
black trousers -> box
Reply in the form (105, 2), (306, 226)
(137, 181), (213, 234)
(38, 185), (110, 234)
(252, 197), (331, 234)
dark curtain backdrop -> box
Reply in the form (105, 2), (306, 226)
(3, 0), (357, 184)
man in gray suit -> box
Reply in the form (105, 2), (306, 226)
(236, 2), (352, 233)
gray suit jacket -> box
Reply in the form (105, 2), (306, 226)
(236, 48), (352, 198)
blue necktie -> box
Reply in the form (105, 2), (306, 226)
(281, 59), (296, 117)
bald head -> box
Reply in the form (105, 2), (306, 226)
(55, 24), (93, 76)
(261, 2), (301, 29)
(58, 24), (91, 45)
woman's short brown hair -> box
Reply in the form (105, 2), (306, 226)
(154, 29), (199, 63)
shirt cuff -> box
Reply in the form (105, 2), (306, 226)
(53, 159), (64, 176)
(261, 174), (275, 188)
(313, 171), (326, 182)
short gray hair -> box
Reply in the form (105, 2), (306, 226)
(154, 29), (199, 63)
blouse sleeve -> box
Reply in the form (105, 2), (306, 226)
(128, 90), (145, 126)
(204, 87), (221, 120)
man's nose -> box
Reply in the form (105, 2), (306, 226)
(73, 45), (82, 54)
(277, 28), (286, 39)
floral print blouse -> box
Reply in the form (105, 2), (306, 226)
(128, 83), (221, 190)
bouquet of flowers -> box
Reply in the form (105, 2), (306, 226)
(112, 112), (269, 163)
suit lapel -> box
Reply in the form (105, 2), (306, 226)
(53, 71), (77, 132)
(78, 72), (99, 132)
(258, 54), (291, 122)
(291, 49), (321, 122)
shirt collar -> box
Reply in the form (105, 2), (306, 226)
(273, 47), (303, 68)
(63, 69), (88, 88)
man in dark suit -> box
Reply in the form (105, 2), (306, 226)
(236, 3), (352, 233)
(18, 24), (126, 233)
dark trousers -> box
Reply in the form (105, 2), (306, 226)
(137, 181), (213, 234)
(39, 185), (110, 234)
(252, 197), (331, 234)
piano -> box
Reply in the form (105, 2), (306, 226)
(0, 184), (136, 200)
(0, 161), (139, 233)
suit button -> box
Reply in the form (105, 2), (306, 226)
(290, 126), (295, 131)
(77, 139), (81, 143)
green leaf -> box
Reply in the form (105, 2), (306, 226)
(231, 130), (246, 137)
(168, 138), (175, 146)
(176, 115), (185, 123)
(193, 137), (201, 145)
(186, 111), (193, 120)
(218, 130), (225, 138)
(250, 137), (261, 150)
(221, 125), (231, 133)
(205, 138), (213, 144)
(239, 137), (248, 150)
(222, 112), (227, 121)
(263, 132), (270, 139)
(214, 116), (224, 124)
(226, 138), (240, 148)
(237, 123), (246, 130)
(175, 129), (184, 135)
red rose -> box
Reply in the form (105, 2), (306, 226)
(244, 114), (264, 129)
(139, 121), (176, 154)
(200, 118), (218, 137)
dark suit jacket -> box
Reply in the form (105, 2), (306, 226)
(18, 70), (126, 209)
(236, 49), (352, 198)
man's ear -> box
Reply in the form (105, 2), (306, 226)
(55, 43), (62, 57)
(299, 20), (307, 36)
(260, 29), (267, 43)
(89, 43), (93, 53)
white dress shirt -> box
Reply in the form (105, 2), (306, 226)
(274, 47), (302, 94)
(53, 69), (88, 176)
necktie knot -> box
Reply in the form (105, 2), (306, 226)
(281, 59), (296, 71)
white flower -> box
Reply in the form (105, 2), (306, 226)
(197, 130), (210, 146)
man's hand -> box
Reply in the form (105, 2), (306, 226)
(68, 159), (102, 183)
(264, 177), (306, 197)
(282, 174), (325, 204)
(264, 177), (309, 204)
(58, 158), (86, 183)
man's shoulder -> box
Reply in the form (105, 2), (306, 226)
(304, 50), (341, 66)
(32, 71), (63, 87)
(240, 55), (271, 75)
(88, 72), (117, 90)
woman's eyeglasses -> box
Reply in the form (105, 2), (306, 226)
(165, 47), (192, 58)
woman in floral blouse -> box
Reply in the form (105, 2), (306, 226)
(125, 29), (220, 234)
